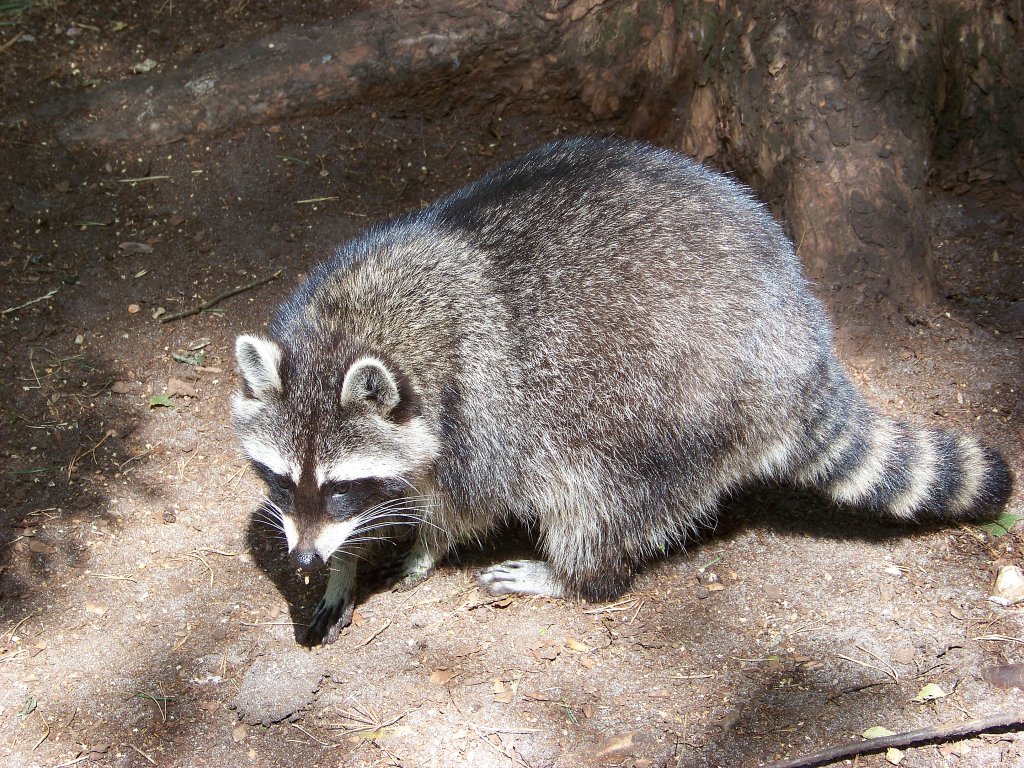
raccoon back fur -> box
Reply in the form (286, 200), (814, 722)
(234, 137), (1013, 645)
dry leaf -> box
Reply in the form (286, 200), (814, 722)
(522, 690), (554, 702)
(593, 733), (635, 759)
(911, 683), (946, 703)
(492, 679), (505, 695)
(565, 637), (591, 653)
(119, 242), (154, 254)
(885, 747), (905, 765)
(980, 664), (1024, 690)
(232, 723), (247, 743)
(582, 703), (594, 719)
(429, 669), (456, 685)
(862, 726), (895, 738)
(351, 610), (363, 627)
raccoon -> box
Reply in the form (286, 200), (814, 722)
(234, 137), (1013, 645)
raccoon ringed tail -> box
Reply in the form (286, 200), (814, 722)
(793, 414), (1013, 521)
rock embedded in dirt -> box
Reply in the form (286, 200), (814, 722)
(234, 645), (326, 725)
(991, 565), (1024, 606)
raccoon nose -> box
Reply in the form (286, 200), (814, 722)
(290, 549), (326, 572)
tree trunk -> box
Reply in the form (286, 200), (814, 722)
(38, 0), (1023, 309)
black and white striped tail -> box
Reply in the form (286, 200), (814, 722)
(793, 414), (1013, 521)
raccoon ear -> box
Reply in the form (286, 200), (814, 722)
(341, 356), (401, 415)
(235, 335), (284, 401)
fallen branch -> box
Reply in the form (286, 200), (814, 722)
(760, 712), (1024, 768)
(159, 270), (281, 323)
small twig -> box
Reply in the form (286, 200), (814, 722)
(131, 692), (172, 724)
(118, 175), (170, 183)
(759, 712), (1024, 768)
(289, 722), (339, 747)
(66, 432), (110, 479)
(295, 195), (339, 204)
(469, 725), (530, 768)
(836, 652), (898, 684)
(326, 709), (407, 733)
(0, 33), (24, 54)
(6, 613), (36, 643)
(124, 743), (158, 765)
(32, 709), (50, 750)
(2, 288), (59, 316)
(83, 573), (138, 583)
(974, 634), (1024, 645)
(856, 644), (899, 684)
(183, 550), (214, 589)
(117, 441), (162, 473)
(354, 619), (393, 649)
(52, 757), (90, 768)
(666, 673), (715, 680)
(159, 270), (281, 323)
(825, 679), (889, 702)
(470, 725), (543, 735)
(582, 598), (640, 615)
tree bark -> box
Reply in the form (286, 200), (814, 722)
(36, 0), (1024, 308)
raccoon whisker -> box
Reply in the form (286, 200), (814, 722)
(357, 505), (438, 520)
(394, 474), (422, 493)
(359, 497), (439, 517)
(360, 498), (441, 515)
(353, 510), (446, 534)
(348, 504), (439, 530)
(253, 512), (284, 531)
(334, 548), (374, 565)
(349, 522), (418, 538)
(257, 498), (285, 522)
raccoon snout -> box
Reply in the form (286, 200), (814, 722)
(290, 548), (326, 572)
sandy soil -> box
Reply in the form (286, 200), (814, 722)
(1, 3), (1022, 767)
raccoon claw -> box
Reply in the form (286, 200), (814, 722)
(306, 594), (354, 645)
(477, 559), (564, 598)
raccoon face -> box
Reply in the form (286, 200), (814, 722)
(233, 334), (439, 570)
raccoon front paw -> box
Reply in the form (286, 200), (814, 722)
(378, 541), (438, 591)
(477, 559), (565, 598)
(306, 593), (354, 645)
(396, 546), (436, 591)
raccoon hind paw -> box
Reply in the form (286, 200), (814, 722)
(478, 559), (565, 598)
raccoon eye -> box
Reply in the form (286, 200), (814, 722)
(330, 481), (352, 498)
(273, 474), (296, 493)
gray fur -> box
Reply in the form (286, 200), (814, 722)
(234, 138), (1013, 644)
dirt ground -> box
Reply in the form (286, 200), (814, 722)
(1, 3), (1022, 768)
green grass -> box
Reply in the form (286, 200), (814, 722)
(0, 1), (51, 19)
